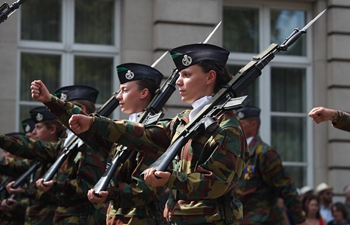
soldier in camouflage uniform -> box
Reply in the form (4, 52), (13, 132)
(0, 90), (108, 224)
(68, 43), (249, 225)
(0, 119), (35, 224)
(0, 107), (65, 225)
(31, 63), (167, 225)
(0, 133), (29, 225)
(28, 85), (108, 225)
(309, 106), (350, 131)
(234, 106), (306, 225)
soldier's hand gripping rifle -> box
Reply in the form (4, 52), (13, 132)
(146, 9), (327, 173)
(42, 92), (120, 182)
(5, 161), (41, 204)
(93, 22), (223, 196)
(93, 58), (175, 195)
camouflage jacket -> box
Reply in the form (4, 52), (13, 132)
(0, 131), (108, 224)
(333, 111), (350, 131)
(87, 108), (248, 224)
(45, 95), (168, 224)
(0, 153), (57, 224)
(234, 135), (305, 225)
(0, 172), (28, 225)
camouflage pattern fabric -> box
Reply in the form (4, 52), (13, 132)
(333, 111), (350, 131)
(0, 174), (28, 225)
(0, 155), (57, 225)
(234, 135), (305, 225)
(46, 95), (167, 225)
(0, 131), (108, 224)
(86, 108), (248, 224)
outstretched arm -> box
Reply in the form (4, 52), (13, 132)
(309, 106), (350, 132)
(30, 80), (52, 103)
(308, 107), (340, 124)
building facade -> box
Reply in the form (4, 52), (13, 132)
(0, 0), (348, 201)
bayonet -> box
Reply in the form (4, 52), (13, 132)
(151, 51), (168, 68)
(147, 9), (327, 173)
(203, 21), (222, 44)
(279, 9), (327, 51)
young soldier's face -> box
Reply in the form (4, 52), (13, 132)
(32, 122), (55, 142)
(176, 65), (215, 104)
(116, 80), (148, 114)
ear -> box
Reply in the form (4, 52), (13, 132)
(80, 105), (87, 113)
(207, 70), (216, 85)
(140, 88), (150, 100)
(49, 124), (57, 135)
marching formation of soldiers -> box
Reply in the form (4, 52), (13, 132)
(0, 5), (329, 225)
(0, 42), (310, 225)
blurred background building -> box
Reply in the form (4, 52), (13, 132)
(0, 0), (348, 201)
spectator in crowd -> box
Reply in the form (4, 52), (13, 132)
(327, 202), (350, 225)
(315, 182), (334, 223)
(303, 195), (326, 225)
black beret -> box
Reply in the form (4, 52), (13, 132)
(236, 106), (261, 119)
(170, 43), (229, 71)
(21, 118), (35, 133)
(29, 106), (56, 123)
(54, 85), (99, 103)
(116, 63), (164, 86)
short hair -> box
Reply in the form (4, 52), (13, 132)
(332, 202), (349, 219)
(135, 79), (160, 101)
(70, 99), (96, 114)
(42, 119), (67, 139)
(197, 60), (232, 93)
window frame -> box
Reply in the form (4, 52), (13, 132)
(224, 0), (314, 187)
(16, 0), (121, 129)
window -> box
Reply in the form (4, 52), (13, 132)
(18, 0), (120, 129)
(223, 1), (313, 188)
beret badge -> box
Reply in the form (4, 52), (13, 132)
(237, 112), (244, 119)
(182, 55), (192, 67)
(36, 113), (43, 122)
(125, 70), (134, 80)
(25, 124), (30, 132)
(60, 93), (67, 101)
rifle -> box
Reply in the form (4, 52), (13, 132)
(0, 0), (26, 24)
(42, 92), (120, 182)
(93, 66), (177, 195)
(146, 9), (327, 172)
(5, 161), (41, 204)
(93, 21), (223, 196)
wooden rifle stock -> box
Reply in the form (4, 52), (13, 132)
(42, 92), (120, 182)
(93, 69), (179, 196)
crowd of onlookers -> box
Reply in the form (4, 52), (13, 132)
(282, 182), (350, 225)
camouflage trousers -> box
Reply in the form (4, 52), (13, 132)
(54, 214), (106, 225)
(53, 205), (106, 225)
(107, 215), (169, 225)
